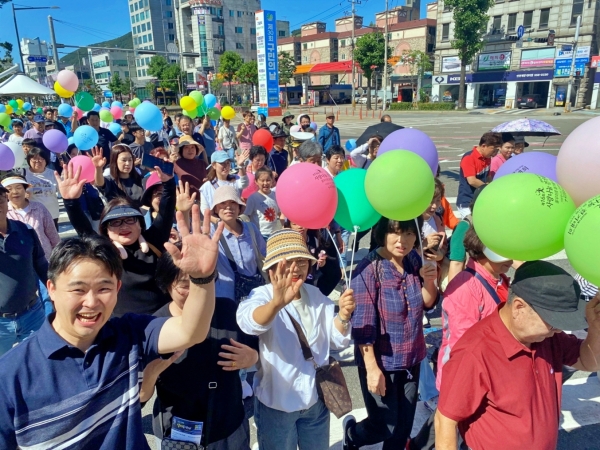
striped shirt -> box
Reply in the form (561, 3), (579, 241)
(0, 313), (167, 449)
(575, 273), (598, 300)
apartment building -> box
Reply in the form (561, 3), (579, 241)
(88, 48), (137, 97)
(433, 0), (600, 108)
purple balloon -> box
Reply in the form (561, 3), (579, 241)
(42, 129), (69, 154)
(0, 143), (15, 170)
(378, 128), (438, 175)
(493, 152), (557, 182)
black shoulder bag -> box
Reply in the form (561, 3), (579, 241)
(465, 267), (501, 305)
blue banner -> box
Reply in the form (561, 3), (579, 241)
(256, 10), (280, 114)
(554, 58), (586, 78)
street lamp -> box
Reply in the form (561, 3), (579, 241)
(12, 4), (60, 70)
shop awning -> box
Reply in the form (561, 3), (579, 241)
(309, 61), (360, 75)
(294, 64), (314, 75)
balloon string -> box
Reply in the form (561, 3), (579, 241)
(326, 228), (348, 288)
(415, 218), (425, 266)
(347, 226), (359, 289)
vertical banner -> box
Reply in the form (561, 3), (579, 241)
(256, 10), (282, 117)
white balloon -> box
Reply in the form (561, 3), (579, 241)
(4, 141), (25, 170)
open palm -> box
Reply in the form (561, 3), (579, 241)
(54, 163), (85, 200)
(89, 146), (106, 168)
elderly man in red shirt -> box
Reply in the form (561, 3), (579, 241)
(435, 261), (600, 450)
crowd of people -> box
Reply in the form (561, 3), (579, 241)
(0, 103), (599, 450)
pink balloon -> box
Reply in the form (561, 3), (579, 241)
(129, 108), (135, 114)
(290, 125), (301, 133)
(56, 70), (79, 93)
(110, 106), (123, 120)
(242, 172), (258, 199)
(70, 155), (95, 184)
(73, 106), (83, 120)
(276, 162), (337, 229)
(215, 103), (222, 110)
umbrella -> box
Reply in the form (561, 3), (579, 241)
(491, 119), (560, 137)
(355, 122), (404, 146)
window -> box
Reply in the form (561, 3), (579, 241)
(148, 34), (152, 42)
(235, 26), (243, 33)
(428, 26), (436, 36)
(523, 11), (533, 29)
(166, 11), (172, 18)
(142, 69), (147, 77)
(136, 59), (140, 67)
(492, 15), (501, 31)
(135, 2), (138, 10)
(427, 43), (435, 53)
(571, 0), (583, 26)
(303, 43), (307, 50)
(167, 22), (173, 29)
(147, 22), (151, 30)
(131, 16), (135, 24)
(143, 35), (148, 43)
(442, 23), (450, 41)
(135, 13), (140, 22)
(279, 30), (286, 37)
(251, 27), (256, 35)
(146, 11), (150, 19)
(145, 57), (150, 65)
(137, 25), (142, 33)
(539, 8), (550, 28)
(130, 4), (133, 12)
(341, 53), (346, 60)
(237, 11), (242, 17)
(251, 43), (256, 50)
(236, 43), (244, 49)
(303, 56), (308, 62)
(124, 71), (130, 78)
(218, 8), (223, 17)
(340, 39), (345, 47)
(166, 0), (171, 5)
(507, 13), (517, 33)
(229, 10), (234, 17)
(218, 25), (224, 35)
(141, 23), (146, 32)
(168, 34), (175, 41)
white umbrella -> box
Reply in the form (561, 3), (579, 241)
(0, 72), (56, 96)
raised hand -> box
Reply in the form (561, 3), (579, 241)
(236, 149), (250, 168)
(176, 180), (197, 213)
(338, 288), (356, 320)
(217, 338), (259, 371)
(269, 259), (303, 308)
(165, 206), (223, 279)
(89, 146), (106, 168)
(54, 163), (86, 200)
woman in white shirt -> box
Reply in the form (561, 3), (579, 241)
(237, 229), (356, 450)
(199, 150), (249, 213)
(217, 118), (239, 167)
(25, 147), (60, 230)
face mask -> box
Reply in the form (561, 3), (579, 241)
(301, 124), (309, 130)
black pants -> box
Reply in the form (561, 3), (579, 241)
(53, 218), (59, 231)
(348, 364), (421, 449)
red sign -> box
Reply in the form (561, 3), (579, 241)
(591, 56), (600, 69)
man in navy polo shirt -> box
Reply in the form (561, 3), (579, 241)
(0, 205), (224, 449)
(456, 132), (502, 218)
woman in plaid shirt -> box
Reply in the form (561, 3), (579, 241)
(342, 217), (438, 450)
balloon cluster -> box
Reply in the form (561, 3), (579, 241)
(0, 99), (31, 122)
(179, 91), (227, 121)
(54, 70), (79, 99)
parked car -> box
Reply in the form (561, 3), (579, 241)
(517, 94), (545, 109)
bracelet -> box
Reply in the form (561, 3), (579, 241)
(337, 314), (350, 326)
(189, 270), (218, 285)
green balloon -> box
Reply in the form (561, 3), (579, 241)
(8, 100), (18, 109)
(207, 107), (221, 120)
(0, 112), (10, 128)
(36, 107), (43, 114)
(75, 91), (95, 112)
(189, 91), (204, 107)
(129, 98), (141, 108)
(565, 196), (600, 285)
(99, 110), (113, 122)
(334, 168), (381, 231)
(183, 108), (197, 119)
(473, 173), (575, 261)
(16, 108), (24, 116)
(365, 150), (434, 221)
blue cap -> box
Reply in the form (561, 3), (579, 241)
(211, 151), (230, 164)
(33, 114), (44, 123)
(11, 119), (23, 125)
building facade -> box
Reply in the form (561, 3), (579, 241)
(433, 0), (600, 109)
(21, 38), (49, 83)
(88, 48), (137, 97)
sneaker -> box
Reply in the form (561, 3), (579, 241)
(424, 395), (438, 413)
(342, 415), (358, 450)
(242, 379), (253, 399)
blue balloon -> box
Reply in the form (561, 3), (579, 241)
(0, 105), (5, 113)
(345, 139), (357, 151)
(73, 125), (99, 150)
(133, 101), (163, 132)
(58, 103), (73, 118)
(210, 120), (216, 127)
(22, 102), (32, 111)
(204, 94), (217, 109)
(92, 103), (101, 112)
(102, 101), (110, 108)
(68, 137), (74, 146)
(108, 122), (121, 136)
(111, 101), (123, 108)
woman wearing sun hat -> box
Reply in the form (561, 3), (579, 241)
(199, 149), (249, 214)
(236, 229), (356, 450)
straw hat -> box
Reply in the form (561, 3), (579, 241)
(263, 229), (318, 270)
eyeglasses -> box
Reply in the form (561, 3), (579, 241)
(107, 217), (138, 228)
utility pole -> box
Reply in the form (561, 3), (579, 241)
(48, 16), (60, 75)
(382, 0), (389, 111)
(350, 0), (361, 108)
(11, 4), (24, 70)
(565, 14), (581, 113)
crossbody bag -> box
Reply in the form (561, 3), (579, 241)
(464, 267), (501, 305)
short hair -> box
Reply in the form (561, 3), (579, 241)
(174, 113), (184, 121)
(479, 132), (502, 147)
(298, 140), (323, 161)
(26, 147), (51, 167)
(128, 124), (143, 134)
(178, 115), (193, 125)
(155, 242), (183, 293)
(325, 145), (345, 161)
(381, 114), (392, 122)
(463, 225), (485, 261)
(373, 216), (424, 248)
(98, 197), (145, 237)
(298, 114), (311, 123)
(48, 235), (123, 283)
(22, 138), (37, 148)
(249, 145), (267, 161)
(501, 132), (515, 144)
(87, 111), (99, 119)
(433, 178), (445, 199)
(254, 165), (273, 180)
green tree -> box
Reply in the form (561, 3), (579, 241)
(278, 51), (296, 107)
(108, 72), (125, 101)
(146, 80), (156, 102)
(236, 60), (258, 102)
(399, 50), (433, 106)
(123, 77), (135, 98)
(83, 79), (103, 102)
(147, 55), (183, 105)
(0, 0), (12, 9)
(218, 51), (243, 103)
(444, 0), (494, 108)
(0, 41), (13, 77)
(353, 32), (390, 110)
(210, 73), (224, 102)
(291, 29), (301, 37)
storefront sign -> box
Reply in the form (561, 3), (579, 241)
(441, 56), (470, 73)
(591, 56), (600, 69)
(506, 69), (554, 81)
(554, 58), (586, 78)
(556, 46), (591, 61)
(520, 48), (555, 68)
(478, 51), (511, 71)
(255, 10), (280, 115)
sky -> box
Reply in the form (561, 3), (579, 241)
(0, 0), (427, 66)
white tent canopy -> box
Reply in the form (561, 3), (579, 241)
(0, 72), (56, 96)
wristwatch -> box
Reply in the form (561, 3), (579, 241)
(189, 269), (218, 285)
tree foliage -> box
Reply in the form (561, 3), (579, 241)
(400, 50), (433, 103)
(218, 51), (243, 103)
(354, 32), (390, 109)
(83, 79), (103, 102)
(444, 0), (495, 108)
(147, 55), (183, 104)
(278, 51), (296, 107)
(0, 0), (12, 9)
(236, 60), (258, 102)
(108, 72), (125, 100)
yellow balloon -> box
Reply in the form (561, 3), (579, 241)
(54, 81), (74, 98)
(180, 96), (197, 112)
(221, 105), (235, 120)
(16, 99), (24, 107)
(5, 105), (13, 114)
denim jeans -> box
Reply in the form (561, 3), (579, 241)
(418, 357), (439, 402)
(254, 397), (330, 450)
(0, 300), (45, 356)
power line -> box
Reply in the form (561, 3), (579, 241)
(290, 2), (343, 28)
(53, 19), (124, 41)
